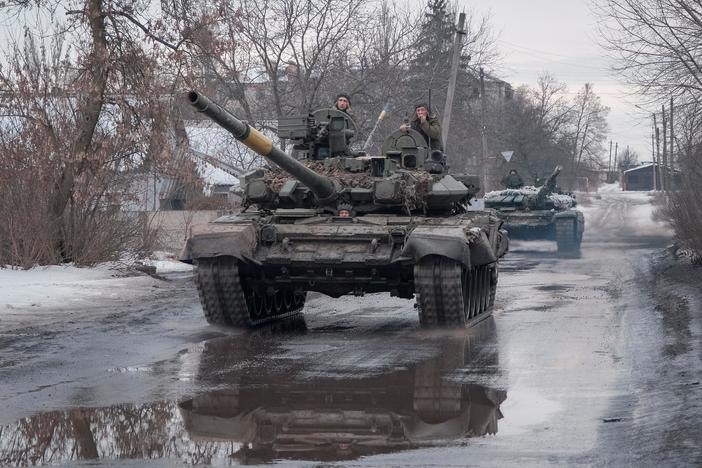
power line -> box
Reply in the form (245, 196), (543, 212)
(498, 40), (612, 72)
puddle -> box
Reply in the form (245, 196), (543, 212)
(0, 321), (509, 465)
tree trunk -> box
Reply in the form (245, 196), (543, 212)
(48, 0), (109, 260)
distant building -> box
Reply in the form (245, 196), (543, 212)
(467, 71), (513, 102)
(622, 163), (680, 191)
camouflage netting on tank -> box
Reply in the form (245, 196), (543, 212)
(402, 171), (435, 210)
(262, 160), (438, 209)
(485, 187), (576, 209)
(263, 161), (373, 193)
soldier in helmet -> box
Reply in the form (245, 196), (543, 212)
(501, 169), (525, 189)
(400, 102), (443, 151)
(334, 93), (353, 116)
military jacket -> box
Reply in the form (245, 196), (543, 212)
(501, 173), (525, 189)
(410, 114), (443, 151)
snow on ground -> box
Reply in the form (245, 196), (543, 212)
(0, 253), (193, 316)
(587, 189), (672, 236)
(140, 251), (196, 274)
(626, 192), (674, 236)
(598, 182), (622, 193)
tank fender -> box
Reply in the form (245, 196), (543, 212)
(400, 226), (497, 268)
(180, 222), (258, 264)
(495, 229), (509, 258)
(554, 210), (585, 231)
(553, 210), (580, 220)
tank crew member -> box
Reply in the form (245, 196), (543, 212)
(334, 93), (353, 115)
(400, 102), (443, 151)
(533, 175), (544, 187)
(501, 169), (525, 189)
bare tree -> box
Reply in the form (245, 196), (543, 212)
(531, 74), (573, 140)
(0, 0), (202, 264)
(617, 146), (640, 170)
(597, 0), (702, 101)
(597, 0), (702, 255)
(564, 83), (609, 171)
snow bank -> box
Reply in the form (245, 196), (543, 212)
(139, 251), (195, 273)
(598, 182), (622, 193)
(1, 264), (137, 310)
(0, 256), (192, 314)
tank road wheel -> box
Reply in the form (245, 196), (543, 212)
(293, 290), (307, 309)
(555, 217), (582, 256)
(194, 257), (307, 328)
(274, 290), (284, 311)
(414, 256), (495, 328)
(283, 290), (293, 309)
(242, 283), (306, 327)
(247, 290), (265, 321)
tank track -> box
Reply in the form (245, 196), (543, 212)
(414, 256), (496, 328)
(555, 217), (582, 254)
(195, 257), (305, 328)
(489, 266), (498, 308)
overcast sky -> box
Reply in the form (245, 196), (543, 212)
(1, 1), (652, 161)
(459, 0), (652, 161)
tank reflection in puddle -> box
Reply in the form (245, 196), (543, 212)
(0, 318), (506, 465)
(179, 322), (506, 463)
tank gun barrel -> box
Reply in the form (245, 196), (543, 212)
(187, 91), (336, 203)
(547, 165), (562, 184)
(535, 165), (562, 202)
(541, 165), (562, 190)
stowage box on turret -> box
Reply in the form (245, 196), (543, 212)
(484, 166), (584, 255)
(181, 91), (508, 328)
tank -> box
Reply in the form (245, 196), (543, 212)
(181, 91), (509, 328)
(484, 166), (584, 254)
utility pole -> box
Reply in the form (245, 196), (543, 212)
(656, 128), (662, 190)
(608, 139), (613, 180)
(441, 12), (466, 159)
(614, 142), (618, 180)
(651, 121), (657, 191)
(661, 104), (668, 192)
(669, 97), (674, 190)
(479, 67), (489, 193)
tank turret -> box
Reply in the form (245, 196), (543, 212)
(278, 107), (359, 160)
(182, 90), (508, 330)
(188, 91), (477, 216)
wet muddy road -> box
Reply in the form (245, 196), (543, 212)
(1, 191), (701, 467)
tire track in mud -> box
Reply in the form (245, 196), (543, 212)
(584, 193), (672, 248)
